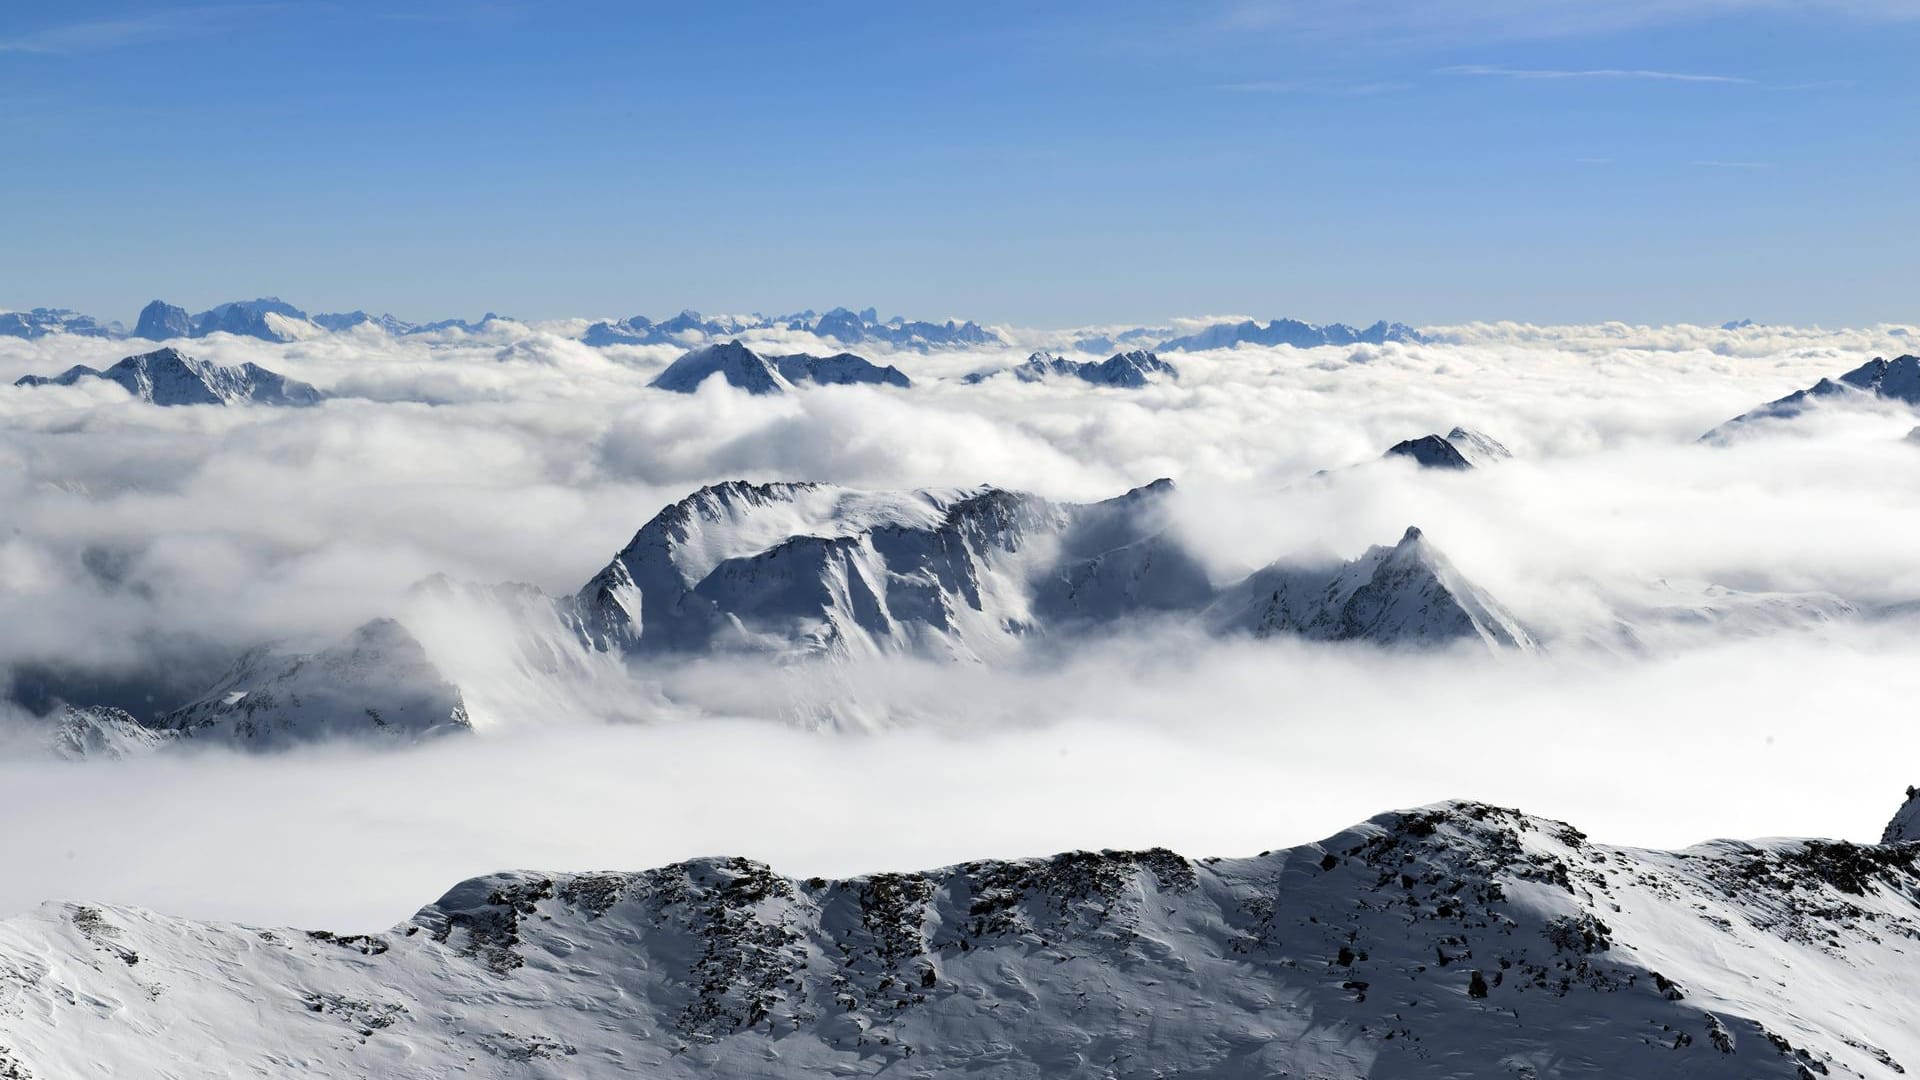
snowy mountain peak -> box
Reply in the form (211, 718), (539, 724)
(13, 348), (322, 406)
(650, 340), (792, 395)
(1445, 426), (1513, 466)
(1385, 433), (1474, 470)
(132, 299), (192, 340)
(1210, 524), (1536, 650)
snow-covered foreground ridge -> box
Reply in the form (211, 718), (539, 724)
(6, 798), (1920, 1078)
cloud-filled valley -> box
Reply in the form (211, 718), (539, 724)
(5, 312), (1920, 929)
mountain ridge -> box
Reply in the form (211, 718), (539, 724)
(4, 796), (1918, 1077)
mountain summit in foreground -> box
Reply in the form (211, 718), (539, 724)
(4, 796), (1917, 1078)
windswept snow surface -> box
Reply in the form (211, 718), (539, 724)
(5, 800), (1920, 1078)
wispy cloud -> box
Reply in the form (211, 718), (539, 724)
(0, 6), (277, 55)
(1442, 64), (1751, 84)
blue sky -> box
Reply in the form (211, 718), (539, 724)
(1, 0), (1913, 327)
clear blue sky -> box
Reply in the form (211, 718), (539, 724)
(1, 1), (1913, 327)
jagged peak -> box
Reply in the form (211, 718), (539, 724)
(1885, 786), (1920, 844)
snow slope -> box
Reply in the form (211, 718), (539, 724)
(1444, 427), (1512, 467)
(5, 798), (1917, 1078)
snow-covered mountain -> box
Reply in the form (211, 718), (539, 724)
(310, 310), (418, 335)
(650, 342), (794, 394)
(964, 349), (1178, 388)
(131, 300), (193, 340)
(18, 478), (1526, 756)
(770, 351), (912, 388)
(1384, 434), (1473, 470)
(0, 307), (123, 339)
(404, 312), (514, 336)
(1208, 526), (1537, 649)
(43, 705), (171, 761)
(1383, 428), (1510, 471)
(809, 307), (1001, 350)
(129, 297), (489, 341)
(649, 342), (911, 394)
(13, 347), (322, 406)
(7, 796), (1920, 1078)
(132, 298), (319, 343)
(1159, 317), (1424, 352)
(1704, 354), (1920, 440)
(572, 478), (1526, 662)
(584, 306), (1002, 351)
(1443, 426), (1513, 467)
(155, 619), (471, 750)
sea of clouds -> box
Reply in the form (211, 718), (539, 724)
(2, 316), (1919, 928)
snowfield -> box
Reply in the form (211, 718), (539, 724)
(5, 797), (1920, 1078)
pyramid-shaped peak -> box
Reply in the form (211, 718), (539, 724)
(650, 340), (789, 395)
(1385, 434), (1473, 470)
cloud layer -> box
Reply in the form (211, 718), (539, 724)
(3, 318), (1920, 925)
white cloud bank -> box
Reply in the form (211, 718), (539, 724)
(2, 319), (1919, 926)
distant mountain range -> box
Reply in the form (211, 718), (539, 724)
(1158, 317), (1425, 351)
(7, 795), (1920, 1077)
(587, 306), (1002, 351)
(0, 307), (124, 339)
(127, 299), (509, 343)
(3, 298), (1443, 354)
